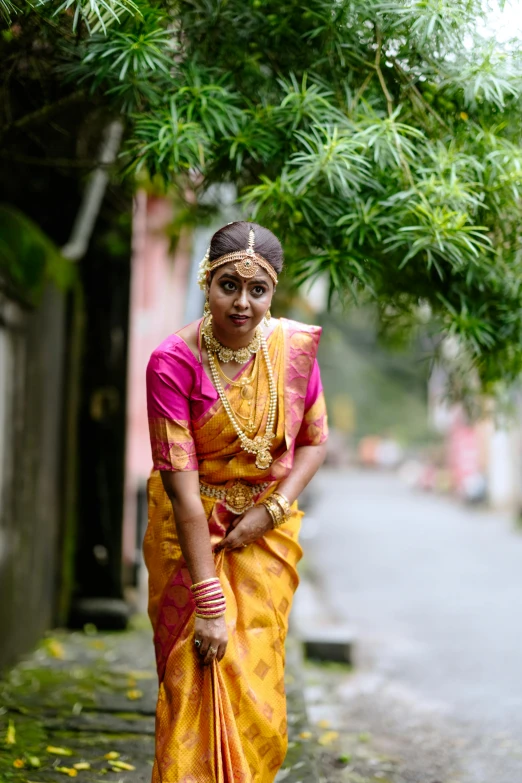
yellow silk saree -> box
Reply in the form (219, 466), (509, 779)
(144, 318), (328, 782)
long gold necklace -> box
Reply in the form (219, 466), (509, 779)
(216, 350), (259, 401)
(207, 333), (277, 470)
(217, 352), (259, 434)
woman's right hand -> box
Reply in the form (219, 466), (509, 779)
(194, 615), (228, 665)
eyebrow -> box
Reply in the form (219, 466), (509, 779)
(217, 271), (270, 285)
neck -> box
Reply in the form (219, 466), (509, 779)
(210, 320), (257, 349)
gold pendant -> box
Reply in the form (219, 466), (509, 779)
(240, 385), (255, 401)
(255, 450), (273, 470)
(224, 481), (255, 514)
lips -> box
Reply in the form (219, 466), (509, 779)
(230, 315), (249, 324)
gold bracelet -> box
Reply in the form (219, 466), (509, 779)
(263, 497), (285, 528)
(271, 492), (291, 518)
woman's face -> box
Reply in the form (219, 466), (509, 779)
(207, 262), (274, 339)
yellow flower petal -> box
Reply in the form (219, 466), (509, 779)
(73, 762), (91, 770)
(460, 111), (469, 121)
(104, 751), (120, 760)
(299, 731), (312, 740)
(126, 689), (143, 700)
(318, 731), (339, 746)
(13, 759), (25, 768)
(56, 767), (78, 777)
(47, 746), (73, 756)
(317, 719), (330, 728)
(5, 719), (16, 745)
(110, 760), (136, 771)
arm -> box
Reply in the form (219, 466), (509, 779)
(160, 469), (228, 663)
(217, 441), (327, 551)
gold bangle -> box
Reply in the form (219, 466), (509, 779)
(195, 610), (226, 619)
(271, 492), (291, 517)
(191, 577), (220, 591)
(263, 497), (285, 528)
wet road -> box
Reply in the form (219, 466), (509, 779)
(303, 468), (522, 782)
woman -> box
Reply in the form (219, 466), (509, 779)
(144, 221), (328, 783)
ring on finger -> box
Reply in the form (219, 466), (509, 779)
(209, 645), (217, 656)
(194, 638), (201, 648)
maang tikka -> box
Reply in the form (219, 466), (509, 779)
(197, 229), (278, 290)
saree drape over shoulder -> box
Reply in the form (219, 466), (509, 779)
(144, 318), (328, 783)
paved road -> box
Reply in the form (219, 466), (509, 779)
(302, 468), (522, 783)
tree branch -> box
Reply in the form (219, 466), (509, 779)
(374, 27), (415, 188)
(392, 58), (450, 131)
(0, 151), (100, 168)
(374, 28), (394, 117)
(353, 71), (374, 109)
(0, 90), (85, 137)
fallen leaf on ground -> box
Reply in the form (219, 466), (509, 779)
(5, 719), (16, 745)
(47, 746), (74, 756)
(13, 759), (25, 768)
(104, 752), (120, 760)
(45, 639), (65, 659)
(55, 766), (78, 776)
(126, 670), (155, 680)
(299, 731), (312, 740)
(110, 761), (135, 771)
(126, 689), (143, 700)
(73, 762), (91, 770)
(318, 731), (339, 746)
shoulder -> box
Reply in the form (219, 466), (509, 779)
(147, 328), (200, 386)
(280, 317), (322, 342)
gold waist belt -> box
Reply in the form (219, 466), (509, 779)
(199, 479), (272, 515)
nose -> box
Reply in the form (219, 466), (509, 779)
(234, 287), (249, 310)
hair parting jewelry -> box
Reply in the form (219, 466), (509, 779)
(197, 228), (278, 291)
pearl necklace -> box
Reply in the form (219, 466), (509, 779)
(202, 317), (262, 364)
(207, 332), (277, 470)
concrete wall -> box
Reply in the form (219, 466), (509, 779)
(0, 287), (65, 669)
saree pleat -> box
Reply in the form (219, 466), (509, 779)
(144, 320), (327, 783)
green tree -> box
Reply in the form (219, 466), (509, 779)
(1, 0), (522, 392)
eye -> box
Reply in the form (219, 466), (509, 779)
(252, 285), (267, 296)
(221, 281), (237, 292)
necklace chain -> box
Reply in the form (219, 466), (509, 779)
(202, 317), (262, 364)
(206, 327), (277, 470)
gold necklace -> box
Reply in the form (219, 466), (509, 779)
(216, 350), (259, 401)
(202, 316), (262, 364)
(208, 333), (277, 470)
(230, 354), (260, 433)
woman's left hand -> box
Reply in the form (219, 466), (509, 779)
(215, 505), (273, 552)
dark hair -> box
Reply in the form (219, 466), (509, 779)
(209, 221), (283, 274)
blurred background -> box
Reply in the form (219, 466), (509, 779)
(1, 1), (522, 777)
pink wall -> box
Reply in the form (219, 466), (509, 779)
(123, 192), (192, 575)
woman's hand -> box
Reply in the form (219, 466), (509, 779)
(215, 505), (273, 552)
(194, 615), (228, 665)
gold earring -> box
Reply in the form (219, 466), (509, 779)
(264, 309), (271, 327)
(203, 298), (211, 318)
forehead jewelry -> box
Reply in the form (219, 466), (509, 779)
(197, 229), (278, 290)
